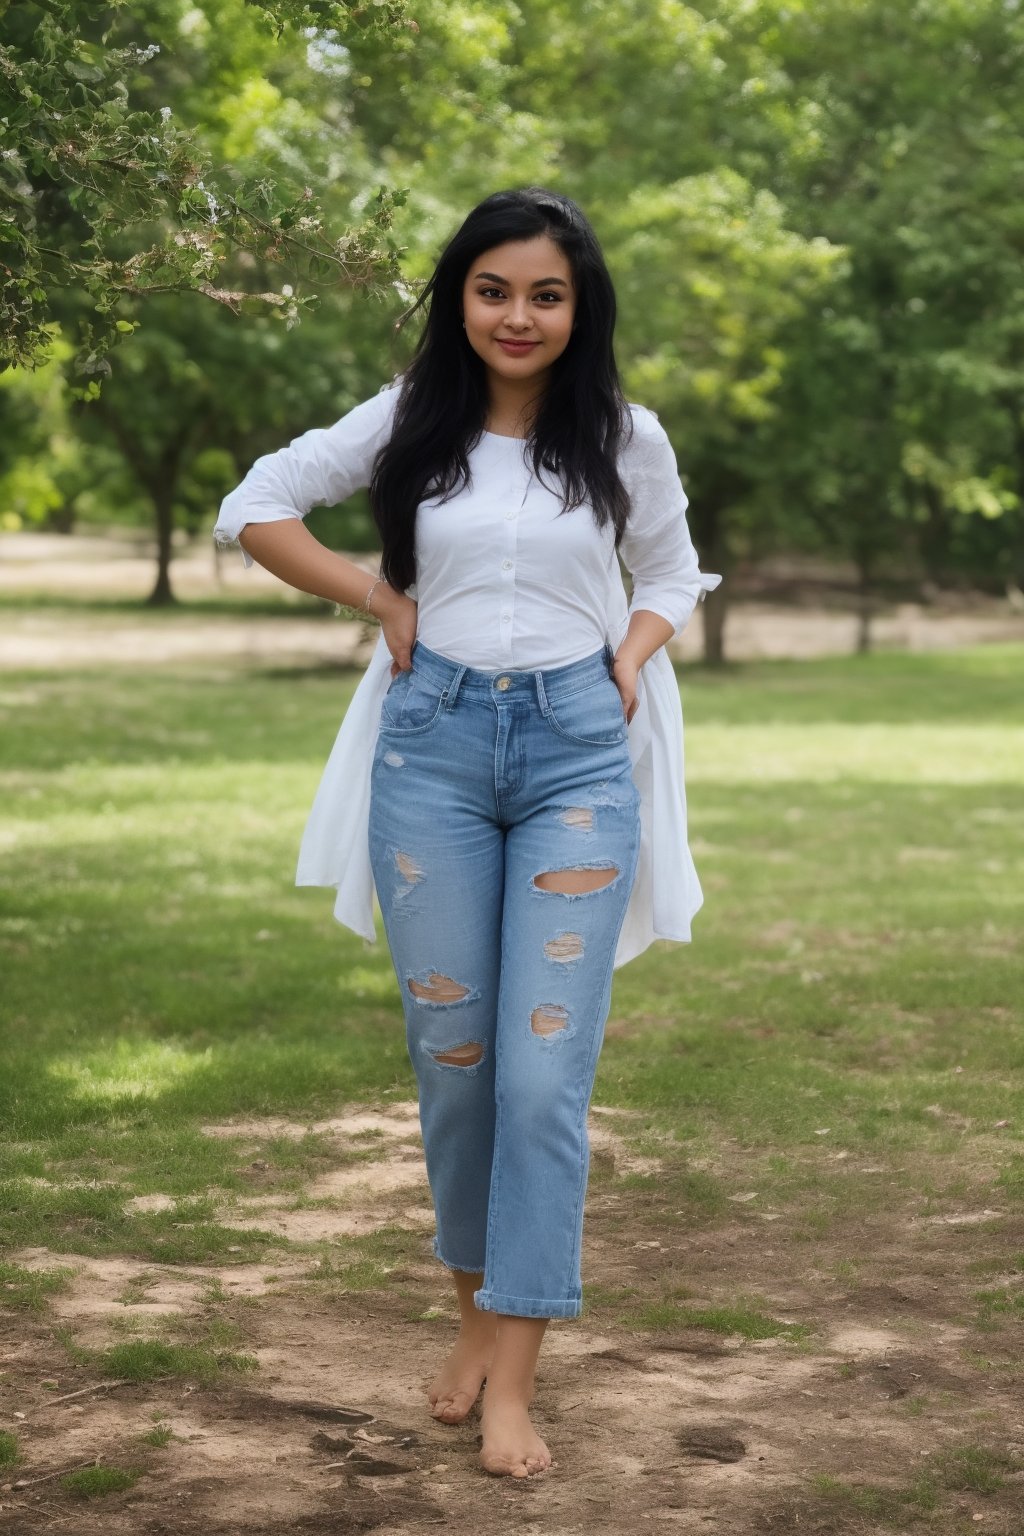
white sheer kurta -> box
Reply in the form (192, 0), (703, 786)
(214, 382), (721, 968)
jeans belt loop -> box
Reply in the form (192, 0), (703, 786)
(443, 662), (467, 710)
(533, 668), (549, 715)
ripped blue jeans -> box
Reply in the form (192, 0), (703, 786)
(367, 639), (642, 1319)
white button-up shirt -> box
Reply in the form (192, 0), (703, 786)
(214, 381), (721, 967)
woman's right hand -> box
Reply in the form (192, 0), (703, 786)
(373, 585), (418, 676)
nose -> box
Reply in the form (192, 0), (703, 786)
(505, 298), (533, 331)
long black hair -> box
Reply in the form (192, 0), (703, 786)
(369, 187), (635, 594)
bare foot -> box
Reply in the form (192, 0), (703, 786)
(479, 1393), (553, 1477)
(427, 1332), (495, 1424)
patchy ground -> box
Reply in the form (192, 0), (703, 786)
(2, 1102), (1022, 1535)
(2, 544), (1021, 1529)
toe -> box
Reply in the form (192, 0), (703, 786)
(432, 1390), (474, 1423)
(480, 1453), (526, 1478)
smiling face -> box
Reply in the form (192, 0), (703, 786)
(460, 234), (577, 397)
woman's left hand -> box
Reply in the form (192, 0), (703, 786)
(611, 651), (640, 725)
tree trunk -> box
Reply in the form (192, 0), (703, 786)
(146, 480), (176, 606)
(87, 395), (188, 607)
(702, 580), (728, 666)
(698, 501), (727, 665)
(854, 554), (874, 654)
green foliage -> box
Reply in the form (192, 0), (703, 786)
(4, 0), (1024, 626)
(0, 0), (411, 376)
(723, 0), (1024, 589)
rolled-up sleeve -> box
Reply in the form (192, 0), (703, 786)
(618, 408), (722, 639)
(213, 382), (400, 568)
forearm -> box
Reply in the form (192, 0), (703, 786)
(615, 608), (675, 669)
(237, 518), (384, 610)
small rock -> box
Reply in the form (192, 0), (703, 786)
(311, 1431), (351, 1453)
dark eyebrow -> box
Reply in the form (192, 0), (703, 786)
(473, 271), (569, 288)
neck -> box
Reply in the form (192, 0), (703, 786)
(485, 371), (548, 436)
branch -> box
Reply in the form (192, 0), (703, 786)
(106, 280), (289, 311)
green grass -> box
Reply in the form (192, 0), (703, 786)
(630, 1299), (809, 1339)
(807, 1443), (1023, 1528)
(932, 1444), (1021, 1492)
(0, 1259), (76, 1310)
(303, 1225), (430, 1293)
(974, 1285), (1024, 1328)
(138, 1424), (176, 1448)
(0, 639), (1021, 1272)
(810, 1469), (940, 1522)
(59, 1332), (259, 1385)
(0, 1430), (19, 1467)
(60, 1464), (141, 1498)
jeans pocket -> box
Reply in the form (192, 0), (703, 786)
(543, 676), (627, 747)
(379, 668), (447, 735)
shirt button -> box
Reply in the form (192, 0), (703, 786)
(496, 676), (511, 690)
(501, 612), (511, 622)
(505, 509), (516, 520)
(501, 559), (513, 571)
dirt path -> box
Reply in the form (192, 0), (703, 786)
(3, 531), (1024, 667)
(3, 1104), (1021, 1534)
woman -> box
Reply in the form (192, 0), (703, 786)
(214, 187), (720, 1479)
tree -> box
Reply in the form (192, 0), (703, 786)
(0, 0), (412, 380)
(720, 0), (1024, 632)
(606, 171), (843, 663)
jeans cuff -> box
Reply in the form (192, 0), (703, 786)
(433, 1238), (485, 1274)
(473, 1287), (582, 1319)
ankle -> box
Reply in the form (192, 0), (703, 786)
(456, 1313), (497, 1343)
(481, 1370), (535, 1407)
